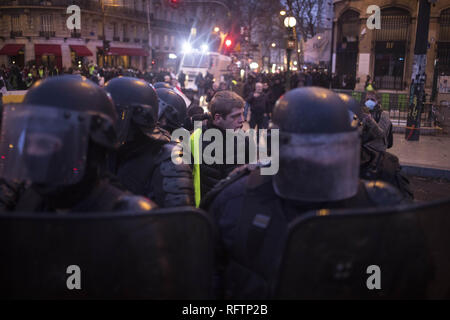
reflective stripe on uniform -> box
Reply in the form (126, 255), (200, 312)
(190, 128), (202, 207)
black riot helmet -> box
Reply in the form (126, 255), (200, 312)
(337, 93), (363, 129)
(0, 75), (117, 186)
(156, 87), (187, 132)
(153, 82), (172, 90)
(104, 76), (158, 144)
(272, 87), (360, 202)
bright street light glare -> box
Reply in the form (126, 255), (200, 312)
(284, 17), (297, 28)
(213, 27), (220, 33)
(271, 43), (276, 47)
(182, 42), (192, 54)
(201, 44), (208, 53)
(280, 10), (286, 16)
(169, 53), (177, 59)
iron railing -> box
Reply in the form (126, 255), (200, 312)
(39, 31), (55, 37)
(333, 89), (435, 128)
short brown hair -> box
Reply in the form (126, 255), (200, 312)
(209, 90), (244, 118)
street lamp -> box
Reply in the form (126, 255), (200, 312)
(271, 43), (276, 48)
(280, 10), (286, 16)
(213, 26), (220, 33)
(284, 17), (297, 28)
(283, 16), (297, 90)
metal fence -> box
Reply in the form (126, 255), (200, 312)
(333, 89), (435, 127)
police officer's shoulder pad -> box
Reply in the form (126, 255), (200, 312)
(200, 164), (254, 210)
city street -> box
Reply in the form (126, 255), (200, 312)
(1, 0), (450, 301)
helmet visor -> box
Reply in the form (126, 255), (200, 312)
(0, 104), (90, 185)
(273, 130), (360, 202)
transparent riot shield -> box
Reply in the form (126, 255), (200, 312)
(275, 199), (450, 299)
(0, 207), (214, 299)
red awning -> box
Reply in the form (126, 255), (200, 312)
(0, 44), (24, 55)
(35, 44), (61, 56)
(69, 45), (93, 56)
(97, 46), (149, 56)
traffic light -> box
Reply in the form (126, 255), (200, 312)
(168, 0), (181, 8)
(223, 38), (233, 55)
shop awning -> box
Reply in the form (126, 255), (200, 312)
(97, 46), (149, 56)
(0, 44), (24, 55)
(69, 45), (93, 56)
(35, 44), (61, 56)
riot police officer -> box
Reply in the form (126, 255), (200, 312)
(156, 87), (187, 134)
(201, 87), (406, 299)
(104, 77), (194, 208)
(0, 75), (157, 212)
(338, 93), (413, 199)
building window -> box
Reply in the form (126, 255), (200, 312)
(437, 8), (450, 75)
(136, 0), (143, 12)
(11, 15), (20, 32)
(433, 8), (450, 98)
(97, 21), (103, 37)
(335, 9), (359, 89)
(113, 22), (118, 39)
(123, 24), (128, 39)
(40, 15), (53, 32)
(142, 26), (147, 41)
(373, 7), (410, 90)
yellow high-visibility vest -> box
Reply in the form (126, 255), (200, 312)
(190, 128), (202, 207)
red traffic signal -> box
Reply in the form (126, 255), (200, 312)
(169, 0), (181, 8)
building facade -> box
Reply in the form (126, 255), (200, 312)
(0, 0), (193, 71)
(332, 0), (450, 103)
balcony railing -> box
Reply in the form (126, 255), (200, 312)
(4, 0), (101, 9)
(4, 1), (147, 20)
(10, 31), (23, 38)
(39, 31), (55, 38)
(151, 19), (188, 32)
(134, 38), (140, 43)
(113, 36), (120, 41)
(123, 38), (130, 43)
(98, 35), (105, 40)
(71, 31), (81, 38)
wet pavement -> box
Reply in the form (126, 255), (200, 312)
(409, 175), (450, 202)
(390, 133), (450, 171)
